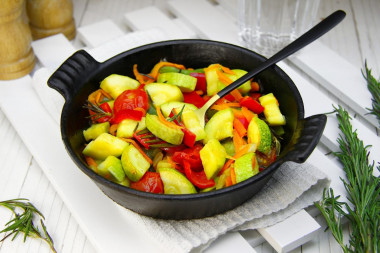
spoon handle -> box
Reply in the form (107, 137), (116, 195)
(217, 10), (346, 98)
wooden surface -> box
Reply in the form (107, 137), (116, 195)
(0, 0), (379, 252)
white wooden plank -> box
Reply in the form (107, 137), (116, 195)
(31, 34), (76, 72)
(88, 28), (168, 62)
(124, 6), (196, 39)
(257, 210), (321, 253)
(167, 0), (240, 44)
(205, 232), (257, 253)
(279, 62), (380, 175)
(0, 81), (164, 253)
(290, 41), (379, 130)
(240, 230), (266, 248)
(77, 19), (125, 48)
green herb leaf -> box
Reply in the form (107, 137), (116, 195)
(0, 198), (57, 253)
(315, 106), (380, 253)
(362, 61), (380, 125)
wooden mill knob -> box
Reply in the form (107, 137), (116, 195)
(26, 0), (76, 40)
(0, 0), (36, 80)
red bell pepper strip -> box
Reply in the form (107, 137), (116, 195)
(236, 116), (249, 129)
(110, 109), (143, 124)
(190, 72), (207, 93)
(182, 127), (196, 148)
(160, 145), (187, 154)
(250, 92), (261, 102)
(183, 161), (215, 189)
(169, 110), (196, 148)
(130, 172), (164, 194)
(172, 145), (203, 171)
(239, 96), (265, 114)
(183, 91), (206, 108)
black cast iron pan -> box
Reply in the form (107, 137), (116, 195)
(48, 39), (326, 220)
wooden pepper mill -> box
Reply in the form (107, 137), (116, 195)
(0, 0), (36, 80)
(26, 0), (76, 40)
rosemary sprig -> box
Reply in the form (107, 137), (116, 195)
(83, 100), (111, 121)
(167, 105), (186, 123)
(0, 198), (56, 253)
(315, 106), (380, 253)
(362, 61), (380, 125)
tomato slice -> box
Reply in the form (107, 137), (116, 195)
(113, 88), (149, 115)
(130, 172), (164, 194)
(109, 109), (143, 124)
(183, 161), (215, 189)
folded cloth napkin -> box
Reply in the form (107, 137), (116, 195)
(120, 161), (329, 253)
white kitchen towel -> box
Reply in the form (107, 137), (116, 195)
(126, 161), (329, 253)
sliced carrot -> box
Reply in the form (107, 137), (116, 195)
(210, 102), (240, 111)
(217, 70), (233, 86)
(233, 129), (246, 152)
(109, 124), (119, 136)
(241, 106), (255, 122)
(121, 138), (153, 164)
(156, 106), (183, 129)
(233, 118), (247, 137)
(84, 156), (98, 173)
(230, 167), (237, 185)
(133, 64), (146, 84)
(225, 175), (232, 187)
(220, 65), (235, 75)
(149, 61), (186, 80)
(232, 109), (244, 118)
(166, 155), (178, 169)
(230, 89), (243, 102)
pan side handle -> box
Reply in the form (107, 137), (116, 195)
(284, 114), (327, 163)
(47, 50), (100, 101)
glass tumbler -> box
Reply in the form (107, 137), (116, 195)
(238, 0), (320, 57)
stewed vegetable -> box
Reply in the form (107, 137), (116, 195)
(82, 61), (286, 194)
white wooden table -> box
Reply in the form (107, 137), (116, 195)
(1, 0), (379, 252)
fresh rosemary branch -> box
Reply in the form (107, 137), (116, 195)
(0, 198), (56, 253)
(168, 105), (186, 123)
(362, 61), (380, 125)
(315, 106), (380, 253)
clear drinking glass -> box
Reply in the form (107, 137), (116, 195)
(238, 0), (320, 57)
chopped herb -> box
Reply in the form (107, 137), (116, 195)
(0, 198), (56, 253)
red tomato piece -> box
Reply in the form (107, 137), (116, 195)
(250, 92), (261, 101)
(130, 172), (164, 194)
(109, 109), (143, 124)
(183, 161), (215, 189)
(190, 72), (207, 93)
(183, 91), (206, 108)
(239, 96), (265, 114)
(113, 88), (149, 115)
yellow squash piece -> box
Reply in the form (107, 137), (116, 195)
(200, 139), (227, 180)
(259, 93), (286, 126)
(100, 74), (140, 99)
(82, 133), (129, 160)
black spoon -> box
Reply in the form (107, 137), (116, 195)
(196, 10), (346, 127)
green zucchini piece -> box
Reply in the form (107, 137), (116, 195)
(98, 156), (125, 182)
(247, 117), (272, 155)
(144, 83), (183, 106)
(204, 108), (234, 143)
(200, 139), (227, 179)
(100, 74), (140, 99)
(145, 113), (184, 145)
(116, 119), (139, 138)
(121, 144), (150, 182)
(82, 133), (129, 160)
(234, 152), (259, 183)
(158, 168), (197, 194)
(83, 122), (110, 142)
(225, 69), (252, 94)
(157, 72), (197, 92)
(160, 101), (197, 117)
